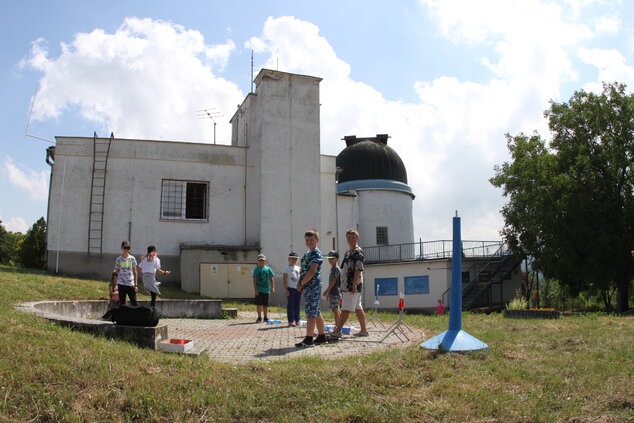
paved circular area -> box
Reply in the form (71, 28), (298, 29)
(164, 312), (425, 363)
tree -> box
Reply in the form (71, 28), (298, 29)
(491, 82), (634, 312)
(0, 220), (10, 265)
(0, 221), (26, 266)
(19, 217), (47, 269)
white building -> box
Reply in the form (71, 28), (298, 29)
(46, 69), (520, 312)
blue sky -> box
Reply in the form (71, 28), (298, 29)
(1, 0), (632, 240)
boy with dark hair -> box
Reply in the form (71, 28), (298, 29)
(114, 240), (138, 306)
(323, 249), (342, 326)
(253, 254), (275, 323)
(296, 229), (327, 347)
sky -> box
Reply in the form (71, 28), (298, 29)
(1, 0), (633, 241)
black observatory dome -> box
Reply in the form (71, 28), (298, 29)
(335, 134), (407, 184)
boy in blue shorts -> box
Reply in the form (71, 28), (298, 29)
(295, 229), (327, 347)
(253, 254), (275, 323)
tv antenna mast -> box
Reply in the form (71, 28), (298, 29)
(25, 84), (55, 143)
(196, 108), (223, 144)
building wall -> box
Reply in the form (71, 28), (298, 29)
(251, 70), (323, 276)
(180, 246), (259, 293)
(47, 137), (249, 280)
(363, 260), (451, 312)
(356, 190), (415, 247)
(320, 155), (338, 252)
(335, 194), (358, 250)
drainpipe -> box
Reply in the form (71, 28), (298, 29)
(55, 161), (67, 274)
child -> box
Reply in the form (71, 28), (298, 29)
(138, 245), (171, 308)
(282, 252), (301, 326)
(296, 229), (327, 347)
(437, 299), (445, 315)
(108, 271), (119, 305)
(323, 250), (341, 326)
(114, 240), (138, 306)
(252, 254), (275, 323)
(331, 229), (368, 338)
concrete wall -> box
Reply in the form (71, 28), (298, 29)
(46, 251), (180, 282)
(251, 70), (323, 278)
(18, 299), (228, 349)
(320, 155), (338, 253)
(363, 259), (451, 312)
(335, 194), (359, 250)
(180, 245), (259, 293)
(47, 137), (250, 281)
(357, 190), (415, 247)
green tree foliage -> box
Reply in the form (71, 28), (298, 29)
(0, 222), (24, 266)
(19, 217), (47, 269)
(0, 221), (9, 265)
(491, 82), (634, 312)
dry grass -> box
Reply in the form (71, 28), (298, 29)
(0, 266), (632, 422)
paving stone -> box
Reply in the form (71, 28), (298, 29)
(162, 312), (424, 363)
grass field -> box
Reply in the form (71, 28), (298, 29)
(0, 266), (632, 422)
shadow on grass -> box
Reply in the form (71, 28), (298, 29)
(253, 345), (301, 358)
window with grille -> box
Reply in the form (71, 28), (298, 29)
(376, 226), (388, 245)
(160, 180), (209, 221)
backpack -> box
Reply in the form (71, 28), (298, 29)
(102, 305), (160, 327)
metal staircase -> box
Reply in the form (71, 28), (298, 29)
(441, 243), (521, 310)
(87, 132), (114, 256)
(461, 246), (521, 310)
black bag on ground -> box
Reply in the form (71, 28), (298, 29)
(102, 305), (159, 327)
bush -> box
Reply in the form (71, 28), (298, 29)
(506, 289), (528, 310)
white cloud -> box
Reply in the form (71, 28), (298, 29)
(19, 4), (628, 241)
(1, 216), (28, 233)
(594, 16), (620, 35)
(244, 5), (601, 239)
(578, 47), (634, 92)
(3, 157), (49, 201)
(21, 17), (244, 143)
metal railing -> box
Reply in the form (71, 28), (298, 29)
(363, 240), (505, 264)
(441, 243), (516, 309)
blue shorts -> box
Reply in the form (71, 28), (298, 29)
(303, 284), (321, 318)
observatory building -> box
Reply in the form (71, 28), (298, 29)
(45, 69), (520, 312)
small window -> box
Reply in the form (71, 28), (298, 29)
(404, 275), (429, 295)
(376, 226), (388, 245)
(374, 278), (398, 296)
(161, 180), (208, 221)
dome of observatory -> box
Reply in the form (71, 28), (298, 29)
(336, 134), (407, 184)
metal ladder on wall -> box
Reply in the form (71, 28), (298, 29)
(87, 132), (114, 256)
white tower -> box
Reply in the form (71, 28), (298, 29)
(335, 134), (415, 249)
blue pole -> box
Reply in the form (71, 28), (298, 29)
(449, 216), (462, 331)
(420, 214), (488, 352)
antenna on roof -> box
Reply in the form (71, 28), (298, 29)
(251, 50), (254, 94)
(25, 84), (55, 144)
(196, 108), (223, 144)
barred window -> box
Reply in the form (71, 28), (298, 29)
(161, 180), (208, 221)
(376, 226), (388, 245)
